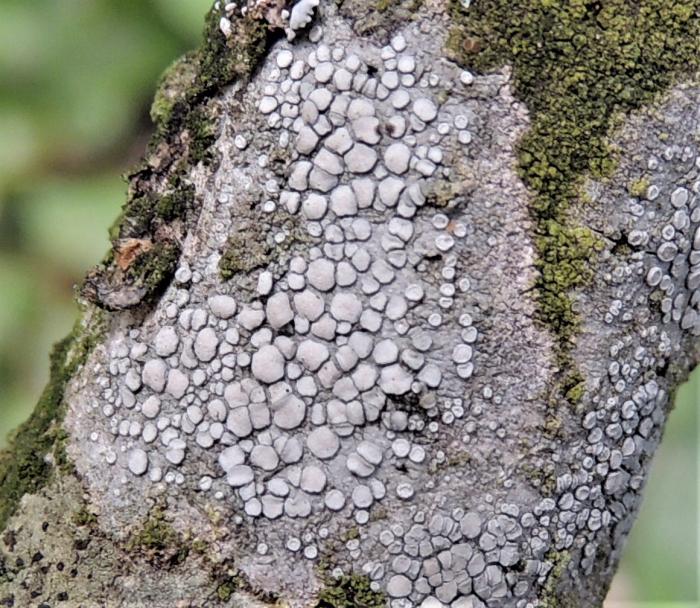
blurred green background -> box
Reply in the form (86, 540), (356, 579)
(0, 1), (696, 604)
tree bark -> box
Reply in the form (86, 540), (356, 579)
(1, 2), (698, 607)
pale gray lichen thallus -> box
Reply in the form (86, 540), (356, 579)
(98, 17), (491, 605)
(79, 2), (694, 605)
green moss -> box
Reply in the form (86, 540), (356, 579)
(371, 506), (388, 521)
(426, 179), (461, 208)
(446, 448), (472, 468)
(341, 527), (360, 542)
(3, 2), (275, 532)
(126, 241), (181, 294)
(115, 194), (157, 240)
(106, 178), (193, 303)
(101, 7), (276, 303)
(151, 52), (201, 131)
(153, 195), (182, 224)
(149, 7), (271, 142)
(129, 510), (175, 549)
(217, 580), (237, 602)
(127, 507), (189, 567)
(143, 5), (270, 145)
(536, 222), (603, 403)
(336, 0), (424, 36)
(185, 103), (218, 166)
(191, 538), (208, 554)
(219, 232), (272, 280)
(197, 8), (270, 96)
(628, 176), (651, 198)
(520, 460), (557, 494)
(72, 506), (98, 528)
(210, 563), (280, 605)
(447, 0), (700, 400)
(94, 209), (185, 310)
(564, 379), (587, 403)
(0, 314), (105, 531)
(536, 223), (605, 348)
(156, 181), (196, 223)
(315, 574), (387, 608)
(540, 551), (577, 608)
(113, 179), (194, 242)
(53, 427), (75, 474)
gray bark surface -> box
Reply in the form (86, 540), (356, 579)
(1, 2), (698, 607)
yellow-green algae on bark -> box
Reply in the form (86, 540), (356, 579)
(447, 0), (700, 400)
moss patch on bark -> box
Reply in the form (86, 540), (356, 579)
(315, 574), (387, 608)
(335, 0), (424, 37)
(540, 550), (579, 608)
(86, 7), (277, 310)
(150, 52), (201, 130)
(447, 0), (700, 399)
(219, 234), (273, 280)
(126, 507), (190, 568)
(0, 313), (105, 531)
(150, 7), (271, 139)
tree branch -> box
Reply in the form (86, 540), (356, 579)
(1, 2), (699, 607)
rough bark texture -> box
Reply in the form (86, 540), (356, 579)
(1, 2), (699, 607)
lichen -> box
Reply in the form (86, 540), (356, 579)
(315, 574), (387, 608)
(0, 312), (106, 531)
(447, 0), (700, 402)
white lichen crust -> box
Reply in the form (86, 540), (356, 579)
(572, 78), (700, 588)
(52, 3), (700, 608)
(287, 0), (321, 41)
(216, 0), (321, 41)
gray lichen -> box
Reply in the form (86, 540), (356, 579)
(2, 1), (699, 607)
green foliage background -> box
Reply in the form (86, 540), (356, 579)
(0, 1), (695, 603)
